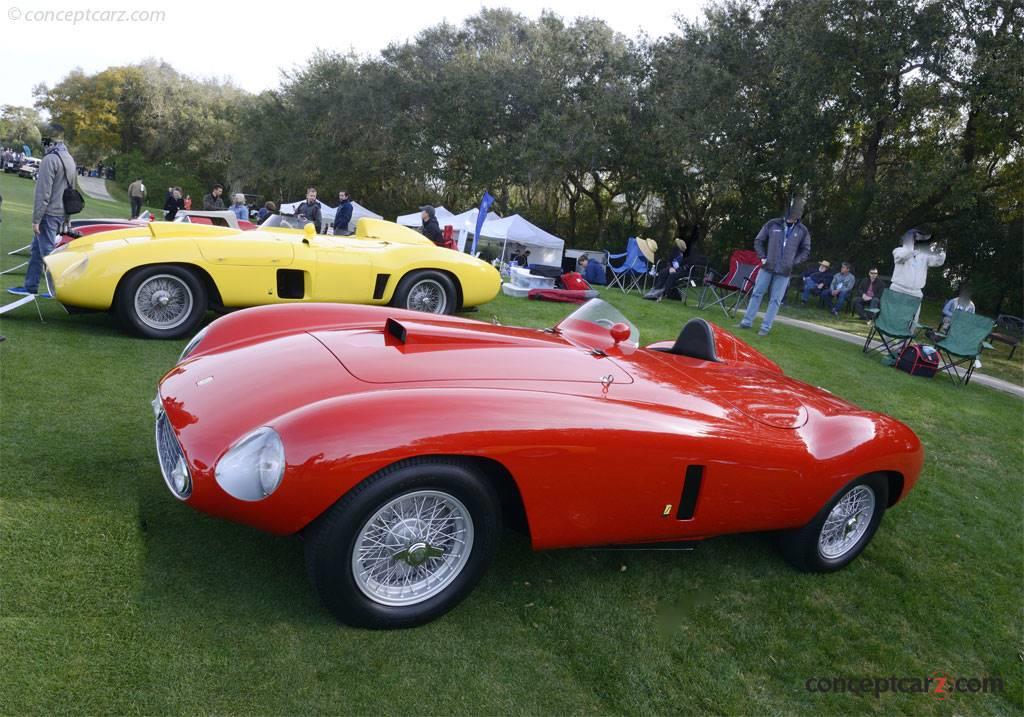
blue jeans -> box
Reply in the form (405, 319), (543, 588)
(24, 214), (63, 293)
(741, 269), (791, 331)
(801, 277), (825, 302)
(826, 290), (850, 313)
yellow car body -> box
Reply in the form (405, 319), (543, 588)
(45, 217), (501, 338)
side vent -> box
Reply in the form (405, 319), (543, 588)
(385, 318), (407, 344)
(676, 465), (704, 520)
(276, 269), (305, 299)
(373, 273), (391, 300)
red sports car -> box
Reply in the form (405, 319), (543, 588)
(154, 299), (923, 628)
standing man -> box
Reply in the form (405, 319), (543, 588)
(295, 187), (323, 233)
(127, 177), (146, 219)
(738, 197), (811, 336)
(825, 262), (856, 315)
(164, 187), (184, 220)
(202, 183), (225, 210)
(889, 228), (945, 299)
(9, 123), (77, 297)
(333, 190), (353, 235)
(419, 205), (444, 245)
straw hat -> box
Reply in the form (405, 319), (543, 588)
(674, 238), (688, 253)
(818, 260), (831, 268)
(636, 237), (658, 263)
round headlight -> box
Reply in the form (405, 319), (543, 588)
(215, 427), (286, 501)
(171, 455), (191, 496)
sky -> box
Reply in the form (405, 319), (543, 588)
(1, 0), (707, 110)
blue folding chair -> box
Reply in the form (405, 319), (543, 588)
(607, 237), (648, 294)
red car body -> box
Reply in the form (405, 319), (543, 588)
(157, 302), (922, 550)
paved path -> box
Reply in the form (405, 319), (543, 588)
(767, 314), (1024, 399)
(77, 176), (113, 202)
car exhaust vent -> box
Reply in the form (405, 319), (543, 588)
(276, 269), (305, 299)
(676, 465), (704, 520)
(385, 318), (407, 344)
(373, 273), (391, 300)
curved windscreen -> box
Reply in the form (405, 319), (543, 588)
(259, 214), (310, 230)
(554, 298), (639, 348)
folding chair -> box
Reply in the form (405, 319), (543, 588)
(607, 237), (648, 294)
(697, 249), (761, 317)
(862, 289), (924, 360)
(934, 312), (995, 386)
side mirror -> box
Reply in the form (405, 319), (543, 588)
(610, 322), (631, 344)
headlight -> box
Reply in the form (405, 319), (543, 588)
(214, 427), (285, 501)
(179, 326), (209, 362)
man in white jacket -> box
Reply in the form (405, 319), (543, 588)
(889, 228), (945, 299)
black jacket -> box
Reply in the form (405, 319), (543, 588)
(164, 195), (184, 220)
(296, 201), (323, 233)
(422, 216), (444, 245)
(855, 275), (887, 297)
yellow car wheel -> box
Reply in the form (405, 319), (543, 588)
(392, 270), (457, 315)
(116, 265), (208, 339)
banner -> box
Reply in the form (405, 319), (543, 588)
(471, 190), (494, 255)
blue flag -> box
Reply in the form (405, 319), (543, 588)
(471, 190), (494, 254)
(23, 144), (32, 157)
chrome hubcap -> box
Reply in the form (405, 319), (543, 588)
(134, 274), (193, 330)
(351, 490), (473, 606)
(407, 279), (447, 314)
(818, 485), (875, 559)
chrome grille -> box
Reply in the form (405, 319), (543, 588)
(155, 406), (189, 498)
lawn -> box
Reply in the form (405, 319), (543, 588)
(1, 172), (1021, 714)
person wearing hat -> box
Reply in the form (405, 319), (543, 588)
(889, 228), (945, 299)
(643, 237), (687, 300)
(738, 197), (812, 336)
(420, 205), (444, 246)
(799, 260), (832, 304)
(8, 122), (77, 297)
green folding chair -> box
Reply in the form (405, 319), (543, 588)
(934, 312), (995, 386)
(863, 289), (925, 360)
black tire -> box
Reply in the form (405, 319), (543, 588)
(780, 474), (888, 572)
(392, 270), (457, 315)
(304, 459), (500, 629)
(116, 265), (208, 339)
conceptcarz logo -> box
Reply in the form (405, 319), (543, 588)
(805, 673), (1004, 700)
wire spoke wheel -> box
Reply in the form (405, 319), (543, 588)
(133, 274), (194, 330)
(406, 278), (447, 314)
(817, 485), (876, 559)
(351, 489), (474, 607)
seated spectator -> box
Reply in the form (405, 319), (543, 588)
(258, 201), (277, 224)
(852, 267), (887, 319)
(644, 238), (688, 300)
(578, 254), (607, 285)
(229, 193), (249, 221)
(800, 260), (832, 304)
(825, 262), (856, 315)
(939, 286), (976, 332)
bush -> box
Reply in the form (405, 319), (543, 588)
(106, 150), (204, 210)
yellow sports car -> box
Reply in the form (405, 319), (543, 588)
(44, 216), (501, 339)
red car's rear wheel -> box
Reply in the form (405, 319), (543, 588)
(304, 459), (500, 629)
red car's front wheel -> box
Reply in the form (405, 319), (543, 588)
(304, 459), (500, 629)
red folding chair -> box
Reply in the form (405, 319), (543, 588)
(698, 249), (761, 317)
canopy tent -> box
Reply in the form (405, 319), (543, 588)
(278, 199), (382, 233)
(396, 207), (501, 251)
(475, 214), (565, 267)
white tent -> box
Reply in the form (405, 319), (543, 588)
(475, 214), (565, 267)
(397, 207), (501, 252)
(278, 199), (382, 233)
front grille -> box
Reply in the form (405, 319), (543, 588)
(155, 406), (189, 498)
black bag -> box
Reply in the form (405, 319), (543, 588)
(896, 343), (939, 378)
(55, 152), (85, 215)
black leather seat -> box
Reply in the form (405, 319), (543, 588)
(667, 318), (719, 361)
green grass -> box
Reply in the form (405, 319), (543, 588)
(1, 172), (1022, 714)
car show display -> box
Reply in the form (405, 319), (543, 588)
(43, 216), (501, 338)
(154, 298), (923, 629)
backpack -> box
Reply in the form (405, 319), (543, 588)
(54, 151), (85, 215)
(896, 343), (939, 378)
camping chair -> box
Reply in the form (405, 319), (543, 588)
(607, 237), (648, 294)
(862, 289), (924, 360)
(934, 312), (996, 386)
(697, 250), (761, 317)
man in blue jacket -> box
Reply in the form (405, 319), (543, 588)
(9, 124), (76, 297)
(738, 197), (812, 336)
(333, 190), (353, 235)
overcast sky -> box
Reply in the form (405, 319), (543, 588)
(1, 1), (707, 110)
